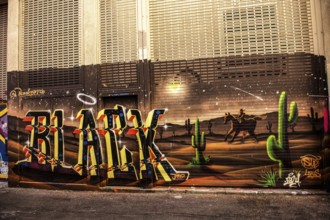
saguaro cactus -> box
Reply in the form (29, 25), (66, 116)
(307, 107), (318, 132)
(185, 118), (193, 135)
(191, 117), (208, 165)
(208, 120), (213, 135)
(266, 121), (273, 134)
(266, 92), (298, 179)
(158, 126), (164, 140)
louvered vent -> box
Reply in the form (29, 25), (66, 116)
(222, 4), (278, 55)
(149, 0), (313, 61)
(100, 0), (138, 63)
(0, 5), (7, 100)
(149, 0), (219, 61)
(100, 62), (138, 88)
(22, 0), (80, 88)
(153, 54), (291, 86)
(27, 67), (81, 88)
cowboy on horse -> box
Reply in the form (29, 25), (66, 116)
(224, 110), (258, 143)
(238, 109), (245, 124)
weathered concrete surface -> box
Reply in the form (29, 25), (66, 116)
(0, 187), (329, 220)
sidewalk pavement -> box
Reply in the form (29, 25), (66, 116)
(0, 186), (329, 220)
(100, 186), (329, 195)
(1, 181), (328, 195)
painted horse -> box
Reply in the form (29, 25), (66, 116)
(224, 112), (258, 143)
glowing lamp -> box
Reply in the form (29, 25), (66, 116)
(169, 82), (181, 93)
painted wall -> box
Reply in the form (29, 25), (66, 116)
(0, 101), (8, 182)
(7, 53), (327, 189)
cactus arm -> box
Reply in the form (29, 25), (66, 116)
(266, 135), (281, 161)
(288, 101), (298, 124)
(201, 132), (205, 146)
(201, 132), (205, 151)
(192, 135), (195, 148)
(266, 135), (283, 178)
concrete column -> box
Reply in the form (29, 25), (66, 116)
(80, 0), (99, 65)
(7, 0), (20, 72)
(311, 0), (325, 56)
(137, 0), (148, 60)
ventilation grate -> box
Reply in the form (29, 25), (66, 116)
(0, 4), (7, 100)
(27, 67), (80, 88)
(100, 62), (138, 88)
(149, 0), (313, 61)
(152, 53), (313, 85)
(22, 0), (80, 71)
(100, 0), (138, 63)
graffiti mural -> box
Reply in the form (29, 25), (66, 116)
(7, 54), (326, 189)
(0, 101), (8, 181)
(7, 91), (324, 188)
(12, 105), (189, 187)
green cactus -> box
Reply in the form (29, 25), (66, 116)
(266, 121), (273, 134)
(185, 118), (193, 135)
(208, 120), (213, 135)
(266, 92), (298, 179)
(191, 117), (209, 165)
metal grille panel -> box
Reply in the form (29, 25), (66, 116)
(100, 62), (138, 88)
(22, 0), (80, 70)
(0, 5), (7, 100)
(149, 0), (313, 61)
(100, 0), (138, 63)
(27, 67), (81, 88)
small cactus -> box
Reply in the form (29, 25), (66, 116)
(185, 118), (193, 135)
(266, 121), (273, 134)
(307, 107), (318, 132)
(289, 122), (296, 133)
(191, 117), (209, 165)
(266, 92), (298, 179)
(158, 126), (164, 139)
(208, 120), (213, 135)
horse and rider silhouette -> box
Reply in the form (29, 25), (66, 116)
(224, 109), (258, 143)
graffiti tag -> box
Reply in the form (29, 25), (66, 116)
(283, 171), (301, 188)
(300, 154), (321, 178)
(10, 87), (45, 98)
